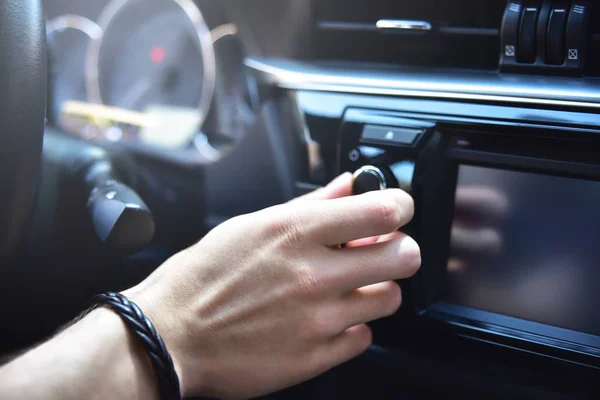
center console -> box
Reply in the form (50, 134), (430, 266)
(244, 0), (600, 397)
(245, 72), (600, 395)
(339, 105), (600, 368)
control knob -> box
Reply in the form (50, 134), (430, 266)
(352, 162), (415, 195)
(352, 165), (390, 194)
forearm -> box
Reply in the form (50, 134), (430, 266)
(0, 309), (159, 400)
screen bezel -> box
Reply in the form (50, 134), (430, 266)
(414, 134), (600, 363)
(424, 303), (600, 358)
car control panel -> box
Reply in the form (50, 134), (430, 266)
(500, 0), (591, 74)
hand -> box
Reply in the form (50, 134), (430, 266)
(123, 174), (420, 399)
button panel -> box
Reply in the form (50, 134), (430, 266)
(500, 0), (592, 76)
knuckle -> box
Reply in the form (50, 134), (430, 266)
(399, 236), (422, 276)
(371, 196), (402, 231)
(309, 309), (338, 337)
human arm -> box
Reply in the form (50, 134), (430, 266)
(0, 174), (420, 399)
(0, 308), (161, 400)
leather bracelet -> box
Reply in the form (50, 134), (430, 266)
(91, 292), (181, 400)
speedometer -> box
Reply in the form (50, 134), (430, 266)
(46, 0), (257, 162)
(85, 0), (216, 148)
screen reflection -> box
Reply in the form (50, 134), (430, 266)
(447, 165), (600, 336)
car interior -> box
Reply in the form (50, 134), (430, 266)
(1, 0), (599, 398)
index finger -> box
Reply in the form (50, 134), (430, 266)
(298, 189), (414, 246)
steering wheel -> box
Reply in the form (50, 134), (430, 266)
(0, 0), (47, 259)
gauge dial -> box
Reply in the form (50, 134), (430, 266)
(85, 0), (216, 147)
(46, 0), (257, 163)
(46, 15), (104, 137)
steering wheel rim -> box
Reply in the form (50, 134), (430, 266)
(0, 0), (47, 258)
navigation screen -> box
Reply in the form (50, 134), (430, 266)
(446, 165), (600, 336)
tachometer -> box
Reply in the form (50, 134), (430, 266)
(84, 0), (216, 148)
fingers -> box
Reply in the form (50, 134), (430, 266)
(313, 324), (372, 375)
(293, 173), (353, 202)
(339, 281), (402, 330)
(346, 231), (404, 248)
(345, 236), (379, 248)
(321, 233), (421, 291)
(303, 189), (414, 246)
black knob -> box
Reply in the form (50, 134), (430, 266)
(352, 162), (416, 195)
(352, 165), (390, 195)
(84, 161), (155, 254)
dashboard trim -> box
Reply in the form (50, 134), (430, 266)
(245, 58), (600, 110)
(46, 15), (103, 40)
(376, 19), (432, 32)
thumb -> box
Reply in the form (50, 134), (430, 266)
(293, 172), (353, 201)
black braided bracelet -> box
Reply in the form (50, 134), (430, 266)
(91, 292), (181, 400)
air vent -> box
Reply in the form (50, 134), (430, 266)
(310, 0), (507, 70)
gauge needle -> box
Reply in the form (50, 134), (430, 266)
(119, 78), (152, 110)
(62, 100), (154, 127)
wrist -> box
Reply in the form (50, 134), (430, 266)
(80, 308), (161, 400)
(121, 286), (189, 397)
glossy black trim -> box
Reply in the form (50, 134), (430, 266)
(425, 303), (600, 359)
(448, 148), (600, 177)
(293, 91), (600, 132)
(317, 21), (376, 31)
(318, 21), (498, 36)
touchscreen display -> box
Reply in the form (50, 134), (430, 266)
(446, 165), (600, 336)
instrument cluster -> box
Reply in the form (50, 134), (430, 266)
(45, 0), (258, 163)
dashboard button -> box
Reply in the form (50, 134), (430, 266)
(361, 125), (422, 146)
(517, 5), (540, 63)
(546, 5), (569, 65)
(565, 2), (589, 69)
(501, 1), (522, 62)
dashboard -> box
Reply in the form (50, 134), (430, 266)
(9, 1), (600, 399)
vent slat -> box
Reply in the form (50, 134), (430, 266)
(438, 27), (499, 36)
(317, 21), (500, 37)
(311, 0), (506, 71)
(317, 21), (377, 32)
